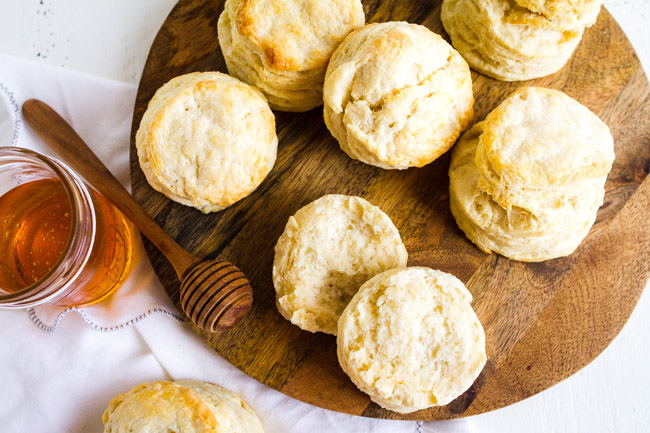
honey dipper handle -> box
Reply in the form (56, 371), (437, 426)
(22, 98), (196, 278)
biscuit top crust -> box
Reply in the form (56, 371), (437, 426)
(174, 381), (264, 433)
(470, 0), (600, 31)
(512, 0), (603, 27)
(324, 21), (473, 168)
(138, 72), (276, 210)
(103, 380), (264, 433)
(102, 381), (218, 432)
(326, 22), (460, 112)
(234, 0), (365, 71)
(476, 87), (614, 198)
(337, 267), (486, 412)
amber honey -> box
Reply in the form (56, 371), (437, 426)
(60, 181), (134, 307)
(0, 179), (72, 291)
(0, 153), (133, 308)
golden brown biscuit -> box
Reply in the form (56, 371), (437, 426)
(476, 87), (614, 210)
(136, 72), (277, 213)
(218, 0), (365, 112)
(102, 380), (264, 433)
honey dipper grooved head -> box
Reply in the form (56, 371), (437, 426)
(180, 260), (253, 333)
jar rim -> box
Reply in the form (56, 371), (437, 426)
(0, 146), (96, 307)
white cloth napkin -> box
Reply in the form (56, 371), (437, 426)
(0, 53), (473, 433)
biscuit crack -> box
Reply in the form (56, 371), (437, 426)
(342, 56), (455, 144)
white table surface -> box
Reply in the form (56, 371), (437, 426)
(1, 1), (649, 432)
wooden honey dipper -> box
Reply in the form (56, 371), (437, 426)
(22, 99), (253, 333)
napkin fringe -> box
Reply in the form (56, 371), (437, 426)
(27, 306), (184, 333)
(0, 81), (21, 145)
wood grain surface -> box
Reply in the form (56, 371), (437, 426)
(129, 0), (650, 420)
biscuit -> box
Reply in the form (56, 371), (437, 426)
(136, 72), (277, 213)
(337, 267), (486, 413)
(102, 380), (264, 433)
(323, 22), (474, 169)
(441, 0), (588, 81)
(449, 87), (614, 261)
(218, 0), (365, 112)
(273, 194), (407, 335)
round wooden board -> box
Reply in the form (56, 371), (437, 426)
(130, 0), (650, 420)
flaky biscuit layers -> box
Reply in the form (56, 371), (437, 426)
(441, 0), (603, 81)
(218, 0), (365, 112)
(337, 267), (486, 413)
(136, 72), (277, 213)
(449, 87), (614, 261)
(273, 194), (407, 335)
(103, 380), (264, 433)
(323, 22), (474, 169)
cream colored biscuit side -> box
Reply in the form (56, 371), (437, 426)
(470, 0), (584, 44)
(337, 267), (486, 413)
(442, 0), (556, 56)
(272, 194), (407, 335)
(323, 22), (474, 169)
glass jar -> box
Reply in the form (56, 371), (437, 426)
(0, 147), (133, 308)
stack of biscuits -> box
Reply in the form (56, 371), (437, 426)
(441, 0), (604, 80)
(218, 0), (365, 112)
(449, 87), (614, 261)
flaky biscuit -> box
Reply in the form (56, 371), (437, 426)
(441, 0), (585, 81)
(218, 0), (365, 112)
(136, 72), (277, 213)
(449, 122), (605, 261)
(102, 380), (264, 433)
(273, 194), (407, 335)
(323, 22), (474, 169)
(476, 87), (614, 211)
(449, 88), (614, 261)
(337, 267), (486, 413)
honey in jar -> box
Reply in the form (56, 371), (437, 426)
(0, 147), (133, 308)
(0, 179), (72, 291)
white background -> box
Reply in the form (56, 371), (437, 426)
(0, 1), (649, 432)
